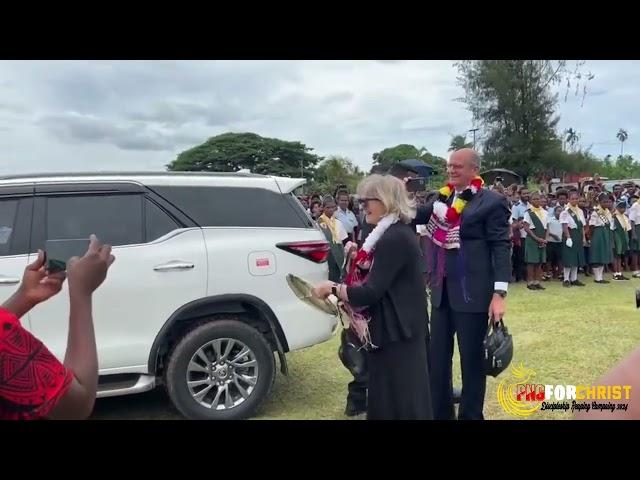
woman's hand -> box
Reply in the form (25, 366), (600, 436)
(312, 280), (334, 299)
(3, 250), (66, 318)
(344, 241), (358, 260)
(67, 235), (115, 298)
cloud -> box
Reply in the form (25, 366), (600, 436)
(38, 112), (203, 152)
(0, 102), (29, 114)
(0, 60), (637, 175)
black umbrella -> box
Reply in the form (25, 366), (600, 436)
(398, 159), (434, 178)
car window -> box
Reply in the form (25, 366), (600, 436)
(46, 194), (144, 246)
(145, 199), (179, 242)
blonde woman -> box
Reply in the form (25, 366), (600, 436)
(313, 174), (432, 420)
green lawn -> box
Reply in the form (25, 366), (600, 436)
(254, 277), (640, 420)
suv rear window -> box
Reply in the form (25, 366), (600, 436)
(153, 186), (312, 228)
(46, 194), (144, 246)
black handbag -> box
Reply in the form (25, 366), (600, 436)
(483, 319), (513, 377)
(338, 328), (368, 377)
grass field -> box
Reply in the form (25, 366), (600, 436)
(91, 276), (640, 420)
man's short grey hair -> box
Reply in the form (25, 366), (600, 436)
(469, 152), (481, 169)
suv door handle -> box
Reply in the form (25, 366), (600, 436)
(0, 276), (20, 285)
(153, 262), (195, 272)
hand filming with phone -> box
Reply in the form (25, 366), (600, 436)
(0, 234), (116, 420)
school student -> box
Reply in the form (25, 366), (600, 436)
(546, 206), (563, 280)
(612, 200), (632, 281)
(560, 190), (587, 287)
(628, 195), (640, 278)
(588, 193), (614, 284)
(523, 192), (548, 290)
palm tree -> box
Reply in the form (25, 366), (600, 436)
(448, 134), (473, 152)
(617, 128), (629, 156)
(564, 128), (580, 152)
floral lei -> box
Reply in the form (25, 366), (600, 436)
(422, 176), (484, 303)
(341, 213), (399, 349)
(435, 176), (485, 223)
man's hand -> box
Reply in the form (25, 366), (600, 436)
(489, 294), (506, 324)
(3, 250), (66, 318)
(67, 235), (115, 298)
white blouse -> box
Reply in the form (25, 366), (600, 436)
(628, 202), (640, 224)
(523, 210), (549, 229)
(589, 210), (612, 227)
(560, 207), (586, 230)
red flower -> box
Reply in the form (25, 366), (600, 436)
(354, 249), (369, 264)
(446, 207), (460, 223)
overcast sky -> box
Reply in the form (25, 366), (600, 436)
(0, 60), (637, 175)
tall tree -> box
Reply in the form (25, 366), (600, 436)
(448, 134), (473, 152)
(370, 144), (446, 183)
(455, 60), (594, 178)
(371, 144), (422, 171)
(167, 132), (322, 178)
(564, 128), (580, 152)
(308, 156), (365, 195)
(617, 128), (629, 157)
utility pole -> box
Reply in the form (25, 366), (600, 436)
(469, 128), (480, 169)
(468, 128), (479, 150)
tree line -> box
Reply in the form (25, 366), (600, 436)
(167, 60), (639, 190)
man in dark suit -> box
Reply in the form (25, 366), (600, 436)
(415, 148), (511, 420)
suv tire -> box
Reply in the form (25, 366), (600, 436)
(166, 319), (276, 420)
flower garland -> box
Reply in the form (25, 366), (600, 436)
(436, 176), (484, 223)
(423, 176), (484, 304)
(341, 213), (399, 349)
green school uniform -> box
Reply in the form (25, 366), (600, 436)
(629, 224), (640, 252)
(612, 214), (630, 257)
(562, 208), (586, 267)
(588, 209), (613, 265)
(524, 209), (547, 264)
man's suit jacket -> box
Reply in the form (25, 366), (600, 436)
(415, 188), (511, 313)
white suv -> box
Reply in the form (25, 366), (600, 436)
(0, 172), (338, 420)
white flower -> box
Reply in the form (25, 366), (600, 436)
(433, 201), (448, 222)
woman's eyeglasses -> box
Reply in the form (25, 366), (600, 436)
(358, 197), (380, 205)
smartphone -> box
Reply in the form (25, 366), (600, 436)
(45, 238), (90, 273)
(406, 177), (427, 193)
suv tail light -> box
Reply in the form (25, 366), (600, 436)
(276, 241), (330, 263)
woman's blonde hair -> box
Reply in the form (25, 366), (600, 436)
(356, 174), (416, 224)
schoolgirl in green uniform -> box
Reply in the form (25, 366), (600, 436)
(612, 199), (632, 281)
(523, 192), (548, 290)
(588, 193), (613, 284)
(560, 190), (587, 287)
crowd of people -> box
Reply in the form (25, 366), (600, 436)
(309, 150), (509, 420)
(4, 157), (640, 421)
(305, 157), (640, 420)
(301, 178), (640, 293)
(495, 181), (640, 288)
